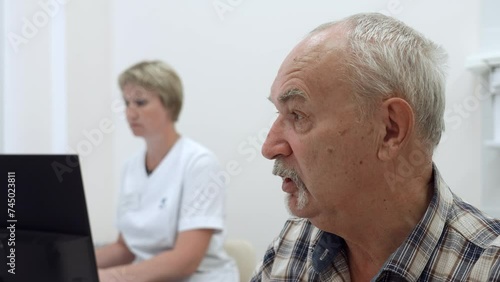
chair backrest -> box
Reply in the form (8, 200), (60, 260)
(224, 239), (257, 282)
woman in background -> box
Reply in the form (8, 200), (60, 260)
(96, 60), (238, 282)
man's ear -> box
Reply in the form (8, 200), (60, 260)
(377, 97), (414, 161)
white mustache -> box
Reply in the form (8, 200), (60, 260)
(272, 159), (306, 190)
(273, 159), (309, 210)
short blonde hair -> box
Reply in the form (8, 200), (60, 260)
(119, 60), (183, 121)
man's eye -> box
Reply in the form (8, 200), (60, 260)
(291, 112), (304, 121)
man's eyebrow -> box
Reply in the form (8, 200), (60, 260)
(267, 88), (308, 104)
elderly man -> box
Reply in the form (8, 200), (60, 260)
(252, 13), (500, 281)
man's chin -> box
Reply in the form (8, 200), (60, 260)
(285, 195), (309, 217)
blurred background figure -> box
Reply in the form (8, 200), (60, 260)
(95, 60), (238, 282)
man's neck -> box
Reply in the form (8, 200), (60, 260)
(341, 164), (434, 281)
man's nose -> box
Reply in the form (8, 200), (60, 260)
(261, 118), (292, 160)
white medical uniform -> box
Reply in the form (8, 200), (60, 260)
(117, 137), (238, 281)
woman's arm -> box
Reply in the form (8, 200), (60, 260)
(99, 228), (214, 282)
(95, 234), (136, 269)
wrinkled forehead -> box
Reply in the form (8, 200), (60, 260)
(282, 32), (337, 69)
(271, 27), (350, 101)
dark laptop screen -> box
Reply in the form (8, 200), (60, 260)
(0, 155), (99, 282)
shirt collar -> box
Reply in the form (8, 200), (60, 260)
(311, 229), (344, 273)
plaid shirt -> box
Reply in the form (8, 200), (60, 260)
(251, 168), (500, 281)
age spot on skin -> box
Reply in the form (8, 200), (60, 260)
(337, 129), (348, 136)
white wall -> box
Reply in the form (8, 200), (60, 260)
(2, 0), (485, 259)
(2, 0), (117, 244)
(0, 0), (4, 150)
(64, 0), (116, 246)
(4, 0), (54, 152)
(478, 0), (500, 217)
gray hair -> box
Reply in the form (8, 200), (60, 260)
(119, 60), (183, 122)
(312, 13), (447, 152)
